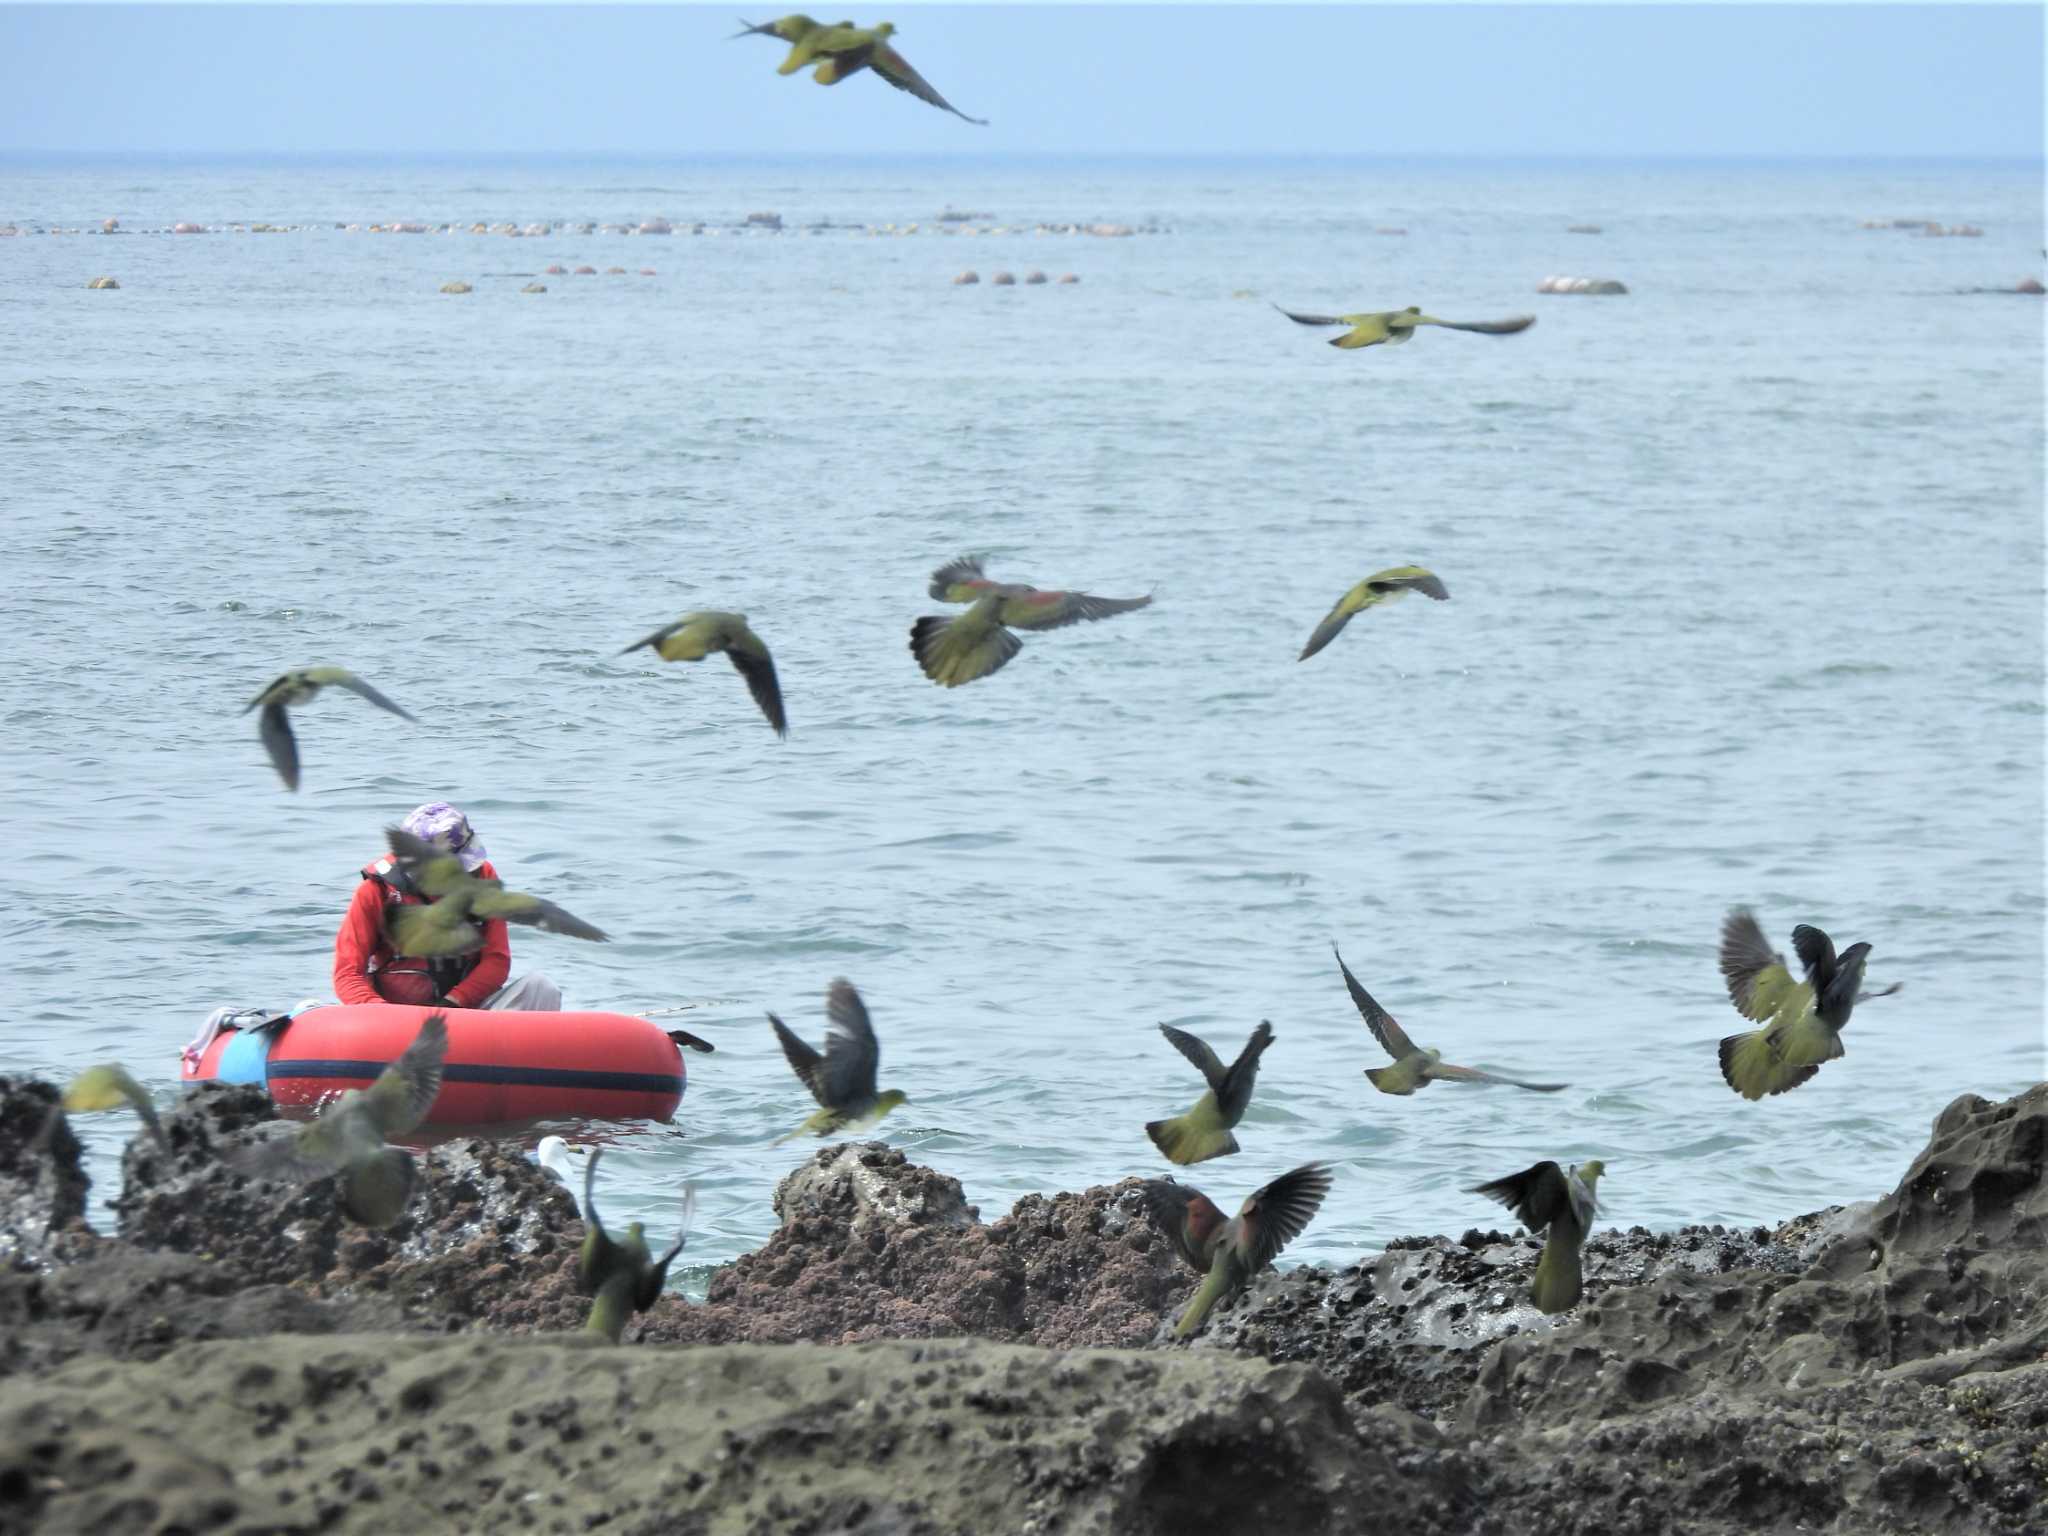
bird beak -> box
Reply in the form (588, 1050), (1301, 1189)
(731, 19), (773, 37)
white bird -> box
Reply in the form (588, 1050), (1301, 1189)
(537, 1135), (589, 1215)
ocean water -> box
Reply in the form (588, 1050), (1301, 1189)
(1, 157), (2041, 1295)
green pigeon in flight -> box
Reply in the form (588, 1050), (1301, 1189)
(1274, 303), (1535, 350)
(243, 668), (415, 791)
(769, 978), (909, 1145)
(578, 1147), (696, 1344)
(620, 611), (788, 737)
(380, 826), (609, 958)
(1142, 1163), (1333, 1338)
(802, 22), (989, 123)
(1716, 908), (1899, 1100)
(1335, 945), (1569, 1094)
(1297, 567), (1448, 661)
(1469, 1158), (1605, 1313)
(1144, 1020), (1274, 1166)
(911, 557), (1152, 686)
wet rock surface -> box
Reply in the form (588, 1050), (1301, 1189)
(0, 1075), (2041, 1533)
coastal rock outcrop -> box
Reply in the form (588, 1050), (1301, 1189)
(1537, 275), (1628, 295)
(85, 276), (119, 290)
(438, 280), (472, 294)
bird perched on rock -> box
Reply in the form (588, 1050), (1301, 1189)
(579, 1147), (695, 1343)
(1336, 945), (1568, 1094)
(380, 826), (608, 958)
(232, 1012), (448, 1228)
(243, 668), (415, 791)
(52, 1064), (168, 1149)
(619, 611), (788, 738)
(1297, 567), (1448, 661)
(1274, 304), (1535, 350)
(910, 556), (1152, 686)
(537, 1135), (588, 1214)
(1468, 1158), (1604, 1313)
(1144, 1021), (1274, 1165)
(769, 978), (909, 1144)
(1717, 909), (1899, 1100)
(1141, 1163), (1333, 1338)
(800, 21), (988, 124)
(731, 13), (840, 72)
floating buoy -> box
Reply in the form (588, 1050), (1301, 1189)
(1024, 270), (1047, 285)
(521, 282), (547, 294)
(574, 265), (597, 275)
(991, 270), (1016, 286)
(1058, 273), (1079, 284)
(87, 275), (120, 290)
(439, 280), (473, 294)
(953, 270), (979, 285)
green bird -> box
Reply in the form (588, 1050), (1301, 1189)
(578, 1147), (696, 1344)
(1144, 1020), (1274, 1166)
(1336, 945), (1569, 1095)
(242, 668), (416, 791)
(619, 611), (788, 738)
(1274, 303), (1536, 350)
(55, 1063), (169, 1149)
(910, 557), (1152, 687)
(381, 826), (609, 958)
(1154, 1163), (1333, 1338)
(1717, 909), (1899, 1101)
(769, 978), (909, 1145)
(1469, 1158), (1605, 1313)
(1297, 567), (1448, 661)
(232, 1012), (447, 1228)
(731, 15), (845, 74)
(802, 22), (989, 124)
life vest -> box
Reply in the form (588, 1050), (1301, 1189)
(361, 854), (476, 996)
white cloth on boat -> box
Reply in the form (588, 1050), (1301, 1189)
(179, 999), (325, 1074)
(483, 972), (561, 1011)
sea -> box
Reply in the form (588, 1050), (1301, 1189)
(1, 155), (2041, 1294)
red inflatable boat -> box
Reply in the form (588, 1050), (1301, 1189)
(181, 1002), (686, 1124)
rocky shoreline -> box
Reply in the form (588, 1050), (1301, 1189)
(0, 1078), (2041, 1534)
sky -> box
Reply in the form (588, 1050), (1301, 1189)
(0, 4), (2040, 159)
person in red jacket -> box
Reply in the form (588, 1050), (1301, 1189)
(332, 802), (561, 1011)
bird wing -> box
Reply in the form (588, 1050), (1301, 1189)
(722, 633), (789, 737)
(1409, 314), (1537, 335)
(909, 610), (1023, 687)
(1718, 909), (1805, 1023)
(1332, 946), (1419, 1060)
(467, 884), (611, 943)
(361, 1012), (450, 1137)
(1469, 1160), (1572, 1233)
(1426, 1061), (1569, 1091)
(619, 619), (683, 656)
(1216, 1020), (1274, 1118)
(313, 669), (417, 722)
(871, 41), (988, 124)
(769, 1013), (830, 1105)
(385, 902), (485, 958)
(999, 589), (1153, 631)
(1364, 567), (1450, 601)
(929, 555), (991, 602)
(819, 978), (882, 1105)
(1157, 1024), (1229, 1092)
(1566, 1167), (1601, 1230)
(1790, 924), (1839, 989)
(1296, 593), (1362, 661)
(1138, 1179), (1206, 1273)
(1237, 1162), (1333, 1274)
(258, 702), (300, 791)
(1273, 304), (1359, 328)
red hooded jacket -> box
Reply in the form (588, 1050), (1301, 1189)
(332, 853), (511, 1008)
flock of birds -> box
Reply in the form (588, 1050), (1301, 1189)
(44, 28), (1913, 1341)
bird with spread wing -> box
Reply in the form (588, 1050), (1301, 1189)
(1717, 908), (1899, 1100)
(769, 978), (909, 1144)
(1274, 304), (1535, 350)
(911, 556), (1152, 687)
(578, 1147), (696, 1343)
(620, 611), (788, 738)
(1469, 1158), (1605, 1313)
(1142, 1163), (1333, 1337)
(1144, 1021), (1274, 1166)
(1297, 566), (1449, 661)
(1335, 944), (1569, 1095)
(243, 668), (415, 791)
(380, 826), (609, 959)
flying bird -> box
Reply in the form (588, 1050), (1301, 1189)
(1297, 566), (1448, 661)
(1335, 945), (1567, 1094)
(801, 22), (989, 124)
(1716, 909), (1898, 1100)
(769, 978), (909, 1144)
(1274, 304), (1535, 350)
(578, 1147), (695, 1343)
(1144, 1020), (1274, 1166)
(620, 611), (788, 737)
(54, 1064), (168, 1149)
(1469, 1158), (1604, 1313)
(380, 826), (609, 958)
(231, 1012), (448, 1228)
(910, 557), (1152, 686)
(242, 668), (415, 791)
(1141, 1163), (1333, 1338)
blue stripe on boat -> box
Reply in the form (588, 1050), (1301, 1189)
(267, 1058), (683, 1095)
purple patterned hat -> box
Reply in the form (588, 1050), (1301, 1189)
(400, 802), (489, 872)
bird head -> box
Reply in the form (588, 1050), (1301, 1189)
(876, 1088), (911, 1114)
(1576, 1160), (1606, 1190)
(1401, 305), (1422, 315)
(872, 21), (897, 37)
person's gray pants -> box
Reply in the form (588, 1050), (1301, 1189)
(483, 972), (562, 1011)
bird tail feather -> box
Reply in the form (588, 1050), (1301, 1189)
(1531, 1231), (1583, 1314)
